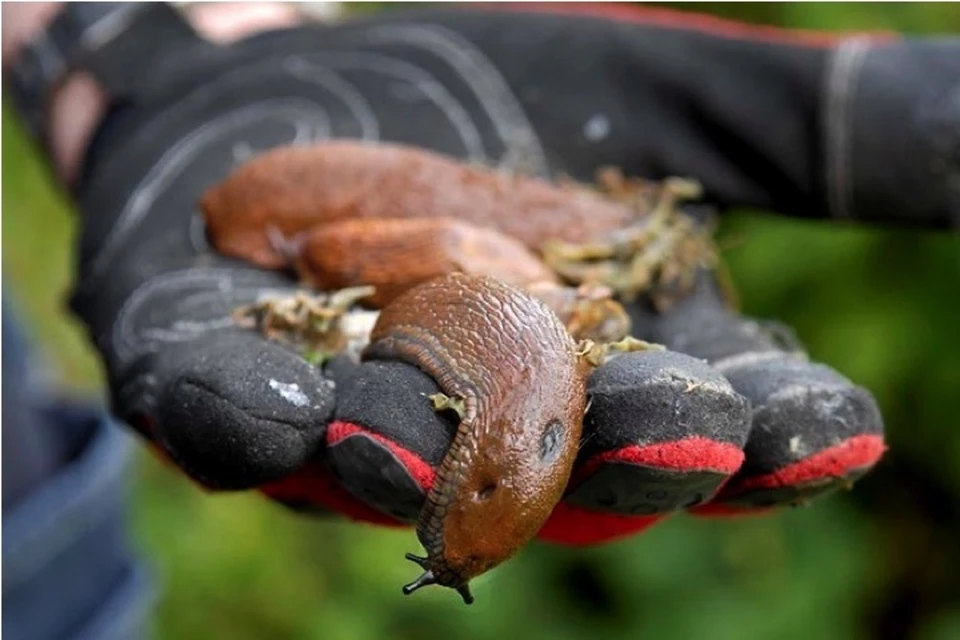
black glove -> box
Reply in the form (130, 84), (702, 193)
(63, 4), (957, 545)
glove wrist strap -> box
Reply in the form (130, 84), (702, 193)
(6, 2), (201, 151)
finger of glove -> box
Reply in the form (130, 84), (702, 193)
(64, 46), (368, 493)
(318, 357), (456, 526)
(630, 270), (887, 514)
(536, 349), (751, 547)
(89, 263), (336, 490)
(149, 328), (334, 490)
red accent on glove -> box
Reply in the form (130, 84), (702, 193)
(693, 433), (887, 516)
(537, 504), (666, 546)
(327, 420), (437, 491)
(320, 423), (746, 545)
(477, 2), (898, 48)
(260, 461), (408, 528)
(571, 436), (745, 488)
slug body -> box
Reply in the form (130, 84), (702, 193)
(200, 141), (637, 270)
(364, 273), (589, 601)
(202, 140), (709, 318)
(295, 217), (559, 308)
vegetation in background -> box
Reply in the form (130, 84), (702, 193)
(3, 3), (958, 639)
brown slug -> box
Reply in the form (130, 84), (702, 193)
(201, 140), (712, 311)
(293, 217), (559, 308)
(363, 272), (590, 604)
(200, 141), (638, 270)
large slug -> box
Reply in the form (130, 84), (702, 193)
(201, 141), (637, 269)
(293, 217), (558, 308)
(364, 272), (590, 604)
(200, 141), (711, 305)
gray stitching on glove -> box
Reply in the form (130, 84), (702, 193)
(281, 56), (381, 141)
(111, 267), (298, 363)
(824, 37), (873, 220)
(362, 23), (548, 175)
(296, 51), (487, 160)
(88, 99), (330, 282)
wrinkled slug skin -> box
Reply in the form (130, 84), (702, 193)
(364, 273), (589, 587)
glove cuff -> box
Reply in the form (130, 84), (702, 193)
(824, 37), (960, 228)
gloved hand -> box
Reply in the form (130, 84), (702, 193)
(62, 4), (957, 546)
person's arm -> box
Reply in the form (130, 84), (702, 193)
(2, 1), (105, 183)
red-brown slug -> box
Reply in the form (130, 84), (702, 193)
(364, 273), (590, 603)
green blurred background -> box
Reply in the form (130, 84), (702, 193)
(3, 3), (959, 639)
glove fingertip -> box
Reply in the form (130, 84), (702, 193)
(556, 350), (750, 536)
(640, 269), (888, 515)
(699, 356), (886, 513)
(153, 332), (335, 490)
(324, 360), (455, 522)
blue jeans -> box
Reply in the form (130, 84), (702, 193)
(2, 298), (155, 640)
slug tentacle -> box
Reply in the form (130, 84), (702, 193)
(402, 571), (437, 595)
(403, 553), (474, 605)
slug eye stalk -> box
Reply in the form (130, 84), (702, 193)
(402, 553), (475, 605)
